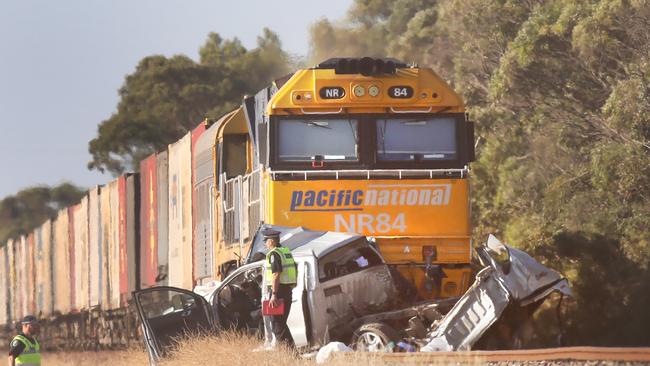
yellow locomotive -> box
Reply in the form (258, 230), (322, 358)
(195, 57), (475, 299)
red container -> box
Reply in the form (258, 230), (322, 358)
(262, 299), (285, 316)
(116, 174), (139, 306)
(140, 155), (158, 289)
(191, 122), (206, 283)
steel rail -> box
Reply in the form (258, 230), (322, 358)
(349, 347), (650, 363)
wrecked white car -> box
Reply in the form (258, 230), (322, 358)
(420, 234), (572, 351)
(133, 229), (399, 364)
(133, 231), (571, 363)
(316, 234), (572, 352)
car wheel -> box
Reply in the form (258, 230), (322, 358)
(351, 322), (399, 352)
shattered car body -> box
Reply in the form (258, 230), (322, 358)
(133, 228), (398, 364)
(133, 230), (571, 362)
(420, 235), (572, 351)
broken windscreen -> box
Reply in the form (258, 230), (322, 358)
(318, 239), (383, 282)
(376, 117), (457, 161)
(277, 118), (358, 162)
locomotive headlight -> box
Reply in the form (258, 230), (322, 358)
(353, 85), (366, 97)
(368, 85), (380, 97)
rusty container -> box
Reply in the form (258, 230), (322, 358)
(193, 122), (218, 283)
(168, 133), (194, 289)
(72, 196), (90, 310)
(35, 220), (53, 316)
(52, 208), (71, 314)
(88, 187), (103, 308)
(0, 243), (8, 325)
(156, 151), (169, 286)
(119, 174), (139, 305)
(140, 155), (158, 288)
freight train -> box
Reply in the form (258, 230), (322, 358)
(0, 57), (476, 349)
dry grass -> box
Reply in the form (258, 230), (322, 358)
(44, 332), (487, 366)
(44, 348), (148, 366)
(158, 332), (486, 366)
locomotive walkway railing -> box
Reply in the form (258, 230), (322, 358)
(221, 168), (263, 248)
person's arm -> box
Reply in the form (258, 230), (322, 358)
(270, 272), (281, 307)
(8, 338), (24, 366)
(269, 252), (282, 307)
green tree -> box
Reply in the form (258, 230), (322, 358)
(88, 29), (290, 175)
(0, 183), (86, 245)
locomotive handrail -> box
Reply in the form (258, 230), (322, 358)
(271, 168), (468, 180)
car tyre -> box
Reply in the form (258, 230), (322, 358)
(351, 322), (399, 352)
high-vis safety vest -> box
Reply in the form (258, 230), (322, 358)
(265, 246), (297, 286)
(13, 335), (41, 366)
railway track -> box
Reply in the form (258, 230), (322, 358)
(348, 347), (650, 364)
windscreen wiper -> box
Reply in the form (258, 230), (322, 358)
(305, 121), (332, 129)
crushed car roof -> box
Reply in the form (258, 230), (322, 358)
(247, 225), (365, 262)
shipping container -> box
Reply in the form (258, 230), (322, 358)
(191, 123), (207, 284)
(16, 236), (26, 320)
(52, 208), (71, 314)
(26, 233), (36, 316)
(120, 174), (139, 305)
(100, 185), (111, 308)
(156, 152), (169, 286)
(193, 121), (218, 283)
(72, 196), (90, 310)
(67, 206), (77, 310)
(88, 187), (103, 308)
(140, 155), (158, 288)
(0, 244), (8, 326)
(35, 220), (53, 316)
(107, 179), (121, 309)
(7, 239), (16, 325)
(168, 133), (194, 289)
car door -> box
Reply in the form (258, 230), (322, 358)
(283, 259), (311, 347)
(133, 286), (216, 364)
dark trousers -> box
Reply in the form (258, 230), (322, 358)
(271, 284), (294, 347)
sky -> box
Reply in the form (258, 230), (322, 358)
(0, 0), (351, 199)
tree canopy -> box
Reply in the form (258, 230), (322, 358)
(310, 0), (650, 346)
(0, 183), (86, 245)
(87, 29), (290, 175)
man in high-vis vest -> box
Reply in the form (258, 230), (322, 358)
(263, 228), (297, 348)
(8, 315), (41, 366)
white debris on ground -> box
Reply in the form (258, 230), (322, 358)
(315, 342), (353, 364)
